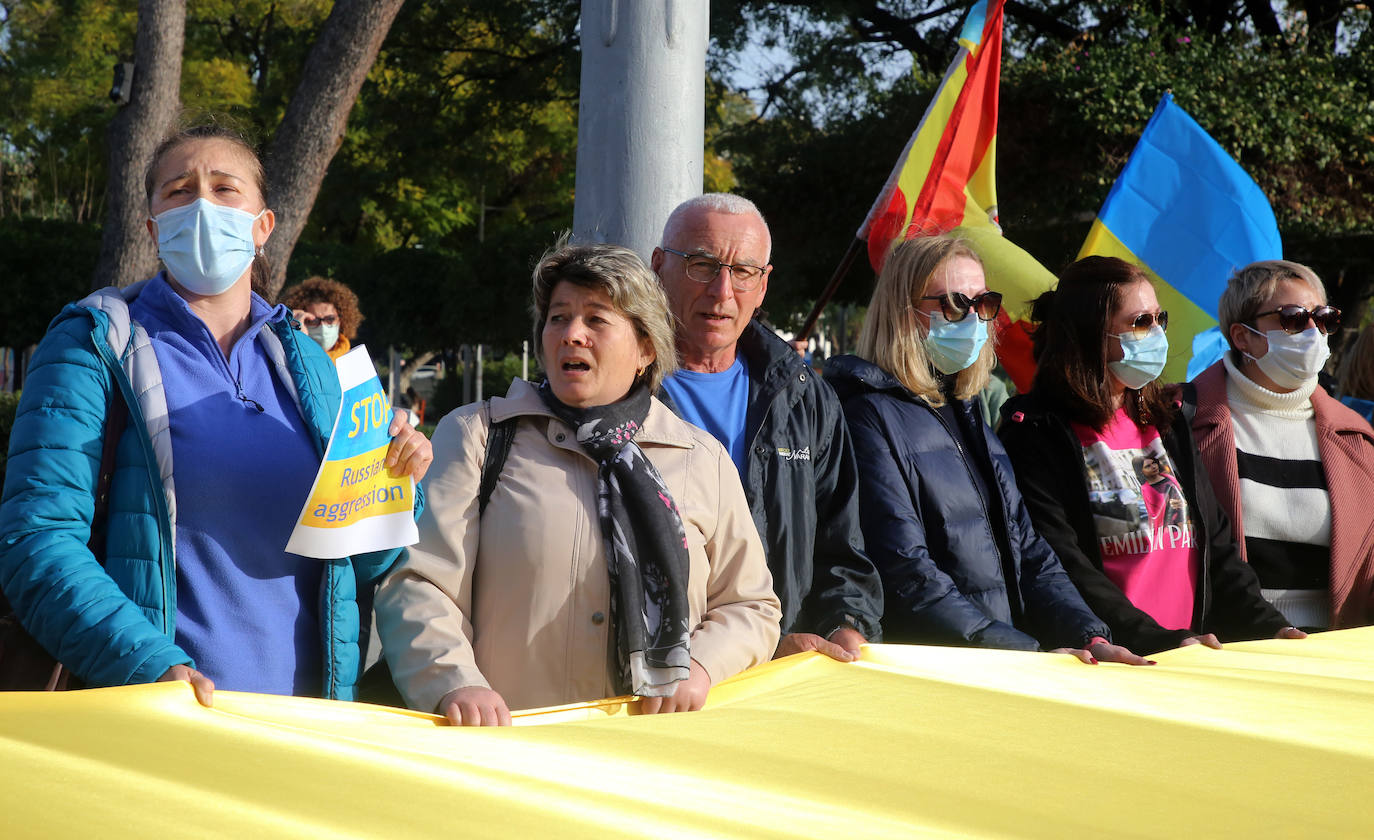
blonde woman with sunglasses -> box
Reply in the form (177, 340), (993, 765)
(826, 238), (1149, 665)
(999, 256), (1305, 655)
(1182, 260), (1374, 631)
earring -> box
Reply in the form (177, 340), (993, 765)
(636, 365), (645, 378)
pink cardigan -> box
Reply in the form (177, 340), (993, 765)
(1189, 360), (1374, 628)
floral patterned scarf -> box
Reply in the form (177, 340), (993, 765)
(538, 382), (691, 697)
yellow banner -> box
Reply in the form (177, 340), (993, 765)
(3, 630), (1373, 837)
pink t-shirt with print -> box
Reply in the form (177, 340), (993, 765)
(1071, 409), (1199, 631)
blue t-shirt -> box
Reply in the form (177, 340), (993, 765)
(661, 356), (751, 474)
(130, 275), (324, 696)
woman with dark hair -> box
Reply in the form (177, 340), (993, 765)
(0, 121), (432, 703)
(376, 241), (780, 726)
(281, 276), (364, 361)
(825, 237), (1147, 664)
(999, 256), (1304, 654)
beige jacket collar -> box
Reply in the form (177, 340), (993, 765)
(489, 378), (697, 449)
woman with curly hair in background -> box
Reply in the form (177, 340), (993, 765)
(282, 276), (363, 361)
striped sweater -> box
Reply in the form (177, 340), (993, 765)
(1222, 356), (1330, 626)
(1189, 359), (1374, 630)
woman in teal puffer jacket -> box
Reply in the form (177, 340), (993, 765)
(0, 123), (430, 702)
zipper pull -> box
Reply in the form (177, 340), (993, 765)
(235, 380), (266, 413)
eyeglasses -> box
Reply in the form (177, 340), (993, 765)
(1252, 304), (1341, 335)
(1115, 310), (1169, 340)
(919, 290), (1003, 323)
(302, 314), (338, 328)
(662, 247), (767, 292)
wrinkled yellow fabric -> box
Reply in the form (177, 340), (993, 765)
(2, 630), (1372, 838)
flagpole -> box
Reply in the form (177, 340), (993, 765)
(796, 237), (865, 341)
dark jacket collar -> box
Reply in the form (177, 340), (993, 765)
(737, 320), (805, 383)
(822, 354), (910, 402)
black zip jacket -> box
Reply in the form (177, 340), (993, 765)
(826, 355), (1110, 650)
(658, 322), (883, 640)
(998, 391), (1290, 654)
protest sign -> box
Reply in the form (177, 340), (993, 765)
(286, 345), (418, 558)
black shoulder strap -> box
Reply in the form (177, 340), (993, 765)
(87, 382), (129, 563)
(478, 401), (517, 518)
(1177, 381), (1198, 428)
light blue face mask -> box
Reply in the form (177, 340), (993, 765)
(1108, 324), (1169, 390)
(307, 323), (340, 352)
(921, 310), (989, 375)
(151, 198), (265, 296)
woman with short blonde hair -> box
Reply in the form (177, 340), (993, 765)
(1186, 258), (1374, 630)
(530, 240), (678, 393)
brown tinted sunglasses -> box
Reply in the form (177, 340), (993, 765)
(1119, 310), (1169, 340)
(920, 290), (1003, 323)
(1252, 304), (1341, 335)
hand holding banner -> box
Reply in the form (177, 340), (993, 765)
(286, 345), (419, 558)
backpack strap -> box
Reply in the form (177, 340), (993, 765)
(478, 400), (517, 518)
(88, 382), (128, 562)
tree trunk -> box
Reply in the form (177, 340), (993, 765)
(262, 0), (406, 302)
(396, 349), (438, 396)
(91, 0), (185, 291)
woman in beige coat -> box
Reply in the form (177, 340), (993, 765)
(377, 242), (781, 726)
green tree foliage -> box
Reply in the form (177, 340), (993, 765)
(9, 1), (1368, 358)
(1, 1), (584, 361)
(0, 217), (102, 346)
(313, 1), (581, 253)
(1002, 7), (1374, 236)
(0, 1), (136, 221)
(710, 1), (1374, 324)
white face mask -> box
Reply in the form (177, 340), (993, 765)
(307, 322), (340, 352)
(1241, 324), (1330, 390)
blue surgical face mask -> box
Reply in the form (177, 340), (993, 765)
(1108, 324), (1169, 390)
(151, 198), (265, 296)
(921, 310), (989, 375)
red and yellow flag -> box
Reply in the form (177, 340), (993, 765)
(857, 0), (1054, 391)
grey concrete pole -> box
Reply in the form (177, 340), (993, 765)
(573, 0), (708, 261)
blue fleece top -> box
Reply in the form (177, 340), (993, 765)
(129, 275), (324, 696)
(661, 355), (751, 474)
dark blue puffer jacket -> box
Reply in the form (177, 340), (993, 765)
(825, 354), (1110, 650)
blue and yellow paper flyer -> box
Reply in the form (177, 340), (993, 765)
(285, 345), (419, 558)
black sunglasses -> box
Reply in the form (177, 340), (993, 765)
(920, 290), (1003, 323)
(1116, 310), (1169, 340)
(1252, 304), (1341, 335)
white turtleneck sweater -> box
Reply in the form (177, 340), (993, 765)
(1223, 354), (1331, 629)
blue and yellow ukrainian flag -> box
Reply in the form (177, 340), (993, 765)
(1078, 93), (1282, 383)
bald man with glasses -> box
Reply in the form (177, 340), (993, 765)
(651, 193), (884, 662)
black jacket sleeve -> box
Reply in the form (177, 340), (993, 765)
(799, 380), (886, 640)
(1001, 473), (1114, 648)
(1165, 414), (1291, 641)
(999, 409), (1193, 655)
(847, 397), (1038, 651)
